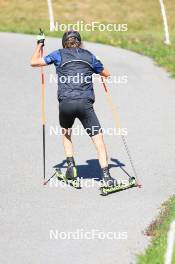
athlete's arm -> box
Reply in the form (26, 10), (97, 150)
(100, 69), (110, 78)
(30, 43), (47, 67)
(92, 55), (110, 77)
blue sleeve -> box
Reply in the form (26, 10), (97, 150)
(44, 50), (61, 66)
(92, 55), (104, 74)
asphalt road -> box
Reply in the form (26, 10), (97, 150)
(1, 32), (175, 264)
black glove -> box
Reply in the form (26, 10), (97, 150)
(37, 29), (45, 46)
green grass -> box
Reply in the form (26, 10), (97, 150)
(0, 0), (175, 75)
(137, 196), (175, 264)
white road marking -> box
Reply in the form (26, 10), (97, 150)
(165, 220), (175, 264)
(47, 0), (55, 31)
(159, 0), (171, 45)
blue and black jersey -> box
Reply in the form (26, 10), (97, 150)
(44, 48), (104, 102)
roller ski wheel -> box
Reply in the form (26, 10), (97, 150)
(129, 177), (137, 186)
(55, 167), (81, 189)
(100, 183), (120, 196)
(100, 177), (137, 196)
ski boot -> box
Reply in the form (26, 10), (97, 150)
(100, 167), (119, 195)
(55, 157), (81, 189)
(102, 167), (118, 187)
(100, 167), (138, 196)
(66, 157), (77, 180)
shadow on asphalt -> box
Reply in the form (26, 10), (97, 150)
(53, 158), (132, 181)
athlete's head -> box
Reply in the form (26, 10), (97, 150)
(62, 30), (82, 48)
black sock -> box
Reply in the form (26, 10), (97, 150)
(67, 156), (75, 166)
(102, 166), (109, 173)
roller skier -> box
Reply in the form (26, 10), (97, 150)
(30, 30), (121, 190)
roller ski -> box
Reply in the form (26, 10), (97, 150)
(54, 157), (81, 189)
(100, 167), (137, 196)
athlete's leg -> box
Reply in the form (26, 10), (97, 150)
(59, 100), (77, 179)
(61, 128), (73, 158)
(91, 133), (108, 168)
(77, 99), (109, 168)
(61, 129), (77, 179)
(77, 99), (117, 186)
(91, 133), (118, 186)
(59, 100), (75, 158)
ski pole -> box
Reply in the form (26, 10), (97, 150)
(100, 76), (142, 188)
(38, 29), (56, 186)
(40, 40), (46, 185)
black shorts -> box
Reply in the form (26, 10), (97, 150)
(59, 99), (102, 137)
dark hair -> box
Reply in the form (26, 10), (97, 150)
(62, 30), (81, 48)
(64, 37), (81, 48)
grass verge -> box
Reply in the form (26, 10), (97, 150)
(137, 196), (175, 264)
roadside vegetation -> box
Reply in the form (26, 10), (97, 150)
(138, 196), (175, 264)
